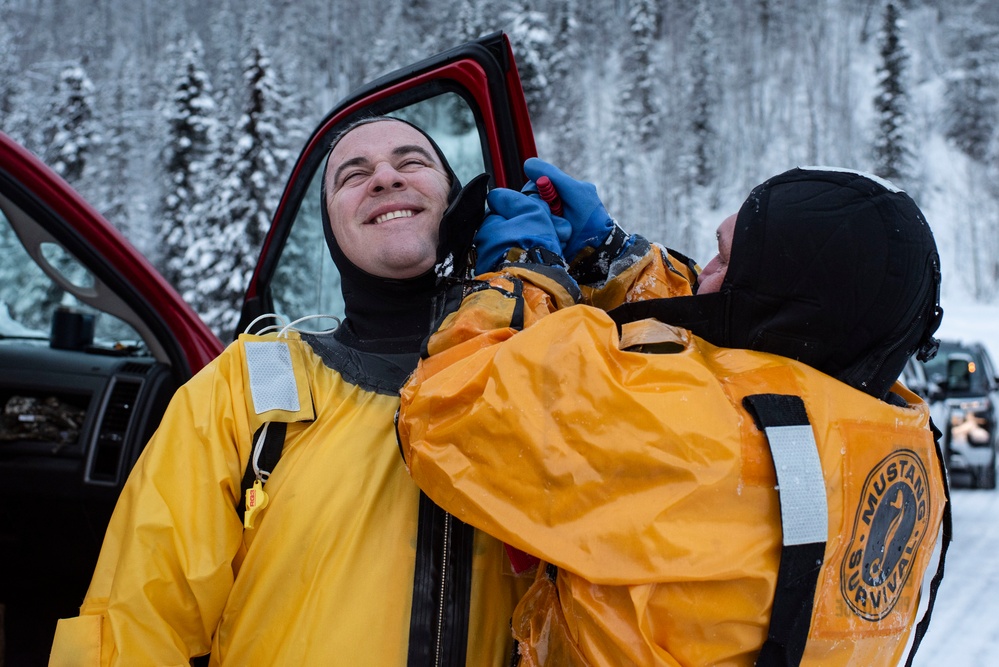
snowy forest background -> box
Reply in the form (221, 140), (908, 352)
(2, 0), (999, 339)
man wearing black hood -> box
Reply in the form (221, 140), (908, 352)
(613, 167), (943, 402)
(398, 165), (948, 666)
(320, 117), (474, 350)
(50, 117), (529, 666)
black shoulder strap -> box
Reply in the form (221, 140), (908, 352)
(236, 422), (288, 522)
(743, 394), (828, 667)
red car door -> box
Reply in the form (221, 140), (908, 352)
(0, 131), (223, 662)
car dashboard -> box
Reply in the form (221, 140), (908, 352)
(0, 340), (180, 659)
(0, 341), (176, 496)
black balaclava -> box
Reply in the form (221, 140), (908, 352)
(610, 168), (942, 400)
(320, 117), (487, 353)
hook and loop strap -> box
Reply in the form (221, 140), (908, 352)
(743, 393), (828, 667)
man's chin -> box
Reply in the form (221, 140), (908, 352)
(366, 253), (438, 280)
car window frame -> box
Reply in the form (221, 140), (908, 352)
(0, 133), (222, 373)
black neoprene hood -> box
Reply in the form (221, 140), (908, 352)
(613, 167), (942, 399)
(719, 168), (941, 397)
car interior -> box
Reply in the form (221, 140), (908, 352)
(0, 190), (182, 661)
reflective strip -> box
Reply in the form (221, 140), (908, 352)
(245, 341), (300, 414)
(764, 424), (828, 546)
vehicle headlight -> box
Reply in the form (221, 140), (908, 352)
(958, 398), (990, 412)
(948, 400), (993, 446)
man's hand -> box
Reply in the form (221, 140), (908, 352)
(519, 179), (572, 248)
(523, 158), (616, 261)
(474, 188), (564, 274)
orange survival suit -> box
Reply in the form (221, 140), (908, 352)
(398, 168), (949, 666)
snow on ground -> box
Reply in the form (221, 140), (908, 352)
(905, 298), (999, 666)
(910, 487), (999, 666)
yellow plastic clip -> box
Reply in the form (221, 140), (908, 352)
(244, 479), (269, 529)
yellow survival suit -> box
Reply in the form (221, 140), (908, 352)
(49, 330), (528, 666)
(398, 227), (947, 666)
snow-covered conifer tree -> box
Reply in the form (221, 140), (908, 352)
(573, 0), (622, 66)
(944, 12), (998, 163)
(455, 0), (487, 44)
(619, 0), (661, 149)
(185, 41), (293, 339)
(206, 0), (242, 120)
(160, 37), (219, 291)
(872, 2), (913, 184)
(0, 231), (65, 333)
(401, 0), (440, 54)
(100, 73), (138, 235)
(40, 65), (99, 186)
(542, 0), (588, 178)
(505, 0), (553, 124)
(602, 0), (662, 227)
(688, 0), (719, 189)
(0, 0), (21, 128)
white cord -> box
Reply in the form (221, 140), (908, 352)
(251, 422), (271, 482)
(242, 312), (341, 338)
(244, 313), (289, 335)
(278, 314), (342, 338)
(253, 324), (284, 336)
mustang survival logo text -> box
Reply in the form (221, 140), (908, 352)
(840, 449), (931, 621)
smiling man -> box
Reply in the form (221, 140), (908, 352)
(319, 118), (467, 350)
(324, 119), (452, 280)
(49, 117), (527, 666)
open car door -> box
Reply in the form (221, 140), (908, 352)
(0, 132), (222, 662)
(237, 32), (536, 334)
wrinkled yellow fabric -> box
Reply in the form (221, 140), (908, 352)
(398, 259), (946, 666)
(580, 243), (696, 311)
(49, 332), (527, 666)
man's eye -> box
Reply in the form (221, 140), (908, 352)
(341, 171), (365, 185)
(400, 159), (426, 169)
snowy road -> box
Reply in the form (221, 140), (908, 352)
(910, 484), (999, 666)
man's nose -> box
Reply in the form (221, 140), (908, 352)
(369, 163), (406, 192)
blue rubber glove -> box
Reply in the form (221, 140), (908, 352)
(474, 188), (564, 274)
(523, 157), (615, 261)
(520, 179), (573, 249)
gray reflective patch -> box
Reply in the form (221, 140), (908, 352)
(765, 424), (828, 546)
(245, 341), (300, 414)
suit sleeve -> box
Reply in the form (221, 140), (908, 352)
(399, 246), (702, 586)
(579, 236), (698, 311)
(49, 345), (252, 666)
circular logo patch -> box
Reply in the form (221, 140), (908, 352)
(840, 449), (930, 621)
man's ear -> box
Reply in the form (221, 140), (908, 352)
(435, 173), (490, 280)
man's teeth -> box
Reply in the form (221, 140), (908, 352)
(373, 210), (415, 224)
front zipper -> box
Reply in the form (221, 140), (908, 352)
(434, 511), (451, 667)
(407, 494), (472, 666)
